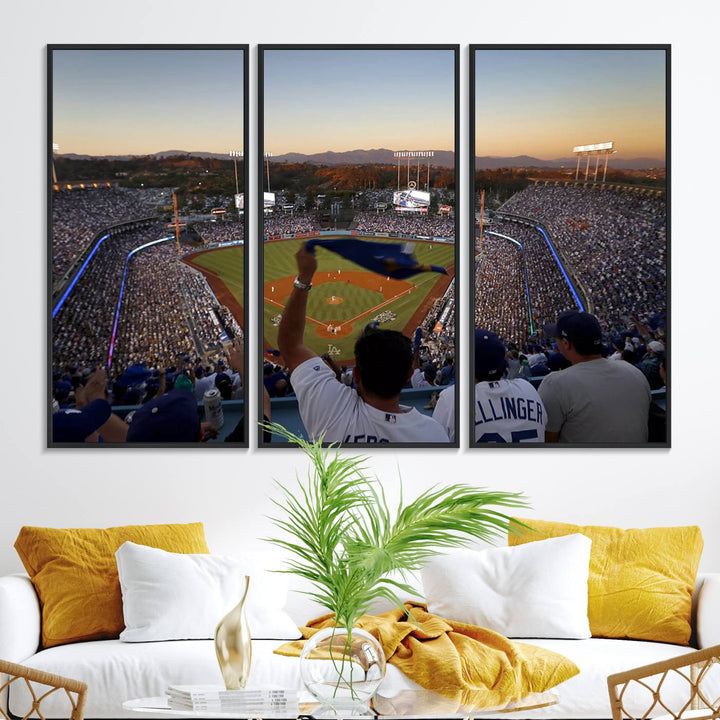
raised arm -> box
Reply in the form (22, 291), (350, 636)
(277, 244), (318, 373)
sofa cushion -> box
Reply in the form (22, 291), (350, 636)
(509, 519), (703, 644)
(14, 523), (209, 648)
(421, 535), (591, 639)
(116, 542), (300, 641)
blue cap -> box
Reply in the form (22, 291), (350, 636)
(126, 389), (200, 443)
(116, 364), (152, 387)
(53, 399), (112, 442)
(475, 329), (507, 381)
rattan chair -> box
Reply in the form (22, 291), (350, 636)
(0, 660), (87, 720)
(608, 644), (720, 720)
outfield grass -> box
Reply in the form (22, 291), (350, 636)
(263, 236), (455, 362)
(188, 245), (245, 308)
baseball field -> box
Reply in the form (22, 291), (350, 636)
(182, 244), (245, 328)
(263, 236), (455, 364)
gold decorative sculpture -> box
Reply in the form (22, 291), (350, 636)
(214, 575), (251, 690)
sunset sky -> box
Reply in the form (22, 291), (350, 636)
(263, 48), (455, 155)
(53, 49), (244, 156)
(475, 48), (666, 160)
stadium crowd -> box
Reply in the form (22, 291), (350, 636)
(263, 212), (319, 237)
(475, 183), (666, 350)
(498, 183), (666, 333)
(193, 220), (245, 244)
(52, 220), (244, 413)
(475, 234), (528, 345)
(352, 211), (455, 240)
(52, 186), (171, 287)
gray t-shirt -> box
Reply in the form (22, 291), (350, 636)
(538, 358), (651, 443)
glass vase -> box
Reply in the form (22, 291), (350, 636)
(299, 626), (386, 716)
(214, 575), (251, 690)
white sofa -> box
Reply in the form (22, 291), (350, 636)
(1, 564), (719, 720)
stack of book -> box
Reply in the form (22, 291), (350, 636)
(165, 685), (299, 715)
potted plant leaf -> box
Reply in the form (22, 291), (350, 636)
(265, 424), (528, 714)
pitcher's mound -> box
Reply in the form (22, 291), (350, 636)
(326, 295), (344, 305)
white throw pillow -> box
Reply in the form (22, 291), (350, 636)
(421, 534), (591, 639)
(116, 541), (301, 642)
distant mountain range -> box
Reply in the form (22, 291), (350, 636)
(56, 149), (665, 170)
(269, 148), (456, 167)
(475, 154), (665, 171)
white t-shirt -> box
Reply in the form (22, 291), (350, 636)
(432, 385), (456, 442)
(410, 367), (433, 389)
(193, 373), (217, 402)
(474, 378), (546, 443)
(291, 357), (449, 444)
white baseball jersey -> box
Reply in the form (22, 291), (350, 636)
(474, 378), (546, 443)
(291, 357), (449, 444)
(432, 385), (456, 442)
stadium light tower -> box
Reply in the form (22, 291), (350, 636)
(52, 142), (59, 184)
(573, 142), (616, 182)
(393, 151), (434, 190)
(229, 150), (243, 220)
(228, 150), (243, 195)
(264, 151), (272, 192)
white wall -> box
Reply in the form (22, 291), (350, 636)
(1, 0), (718, 576)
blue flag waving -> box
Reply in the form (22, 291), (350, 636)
(305, 238), (447, 279)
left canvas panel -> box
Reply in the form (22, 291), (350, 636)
(48, 46), (249, 446)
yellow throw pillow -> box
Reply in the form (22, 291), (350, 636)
(15, 523), (209, 648)
(509, 519), (703, 645)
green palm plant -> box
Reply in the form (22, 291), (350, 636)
(265, 423), (530, 635)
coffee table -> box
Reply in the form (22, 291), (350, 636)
(124, 687), (558, 718)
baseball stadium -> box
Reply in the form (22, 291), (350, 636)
(259, 179), (458, 444)
(50, 182), (247, 444)
(471, 176), (667, 444)
(263, 235), (455, 364)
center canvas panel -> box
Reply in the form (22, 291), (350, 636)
(259, 46), (459, 447)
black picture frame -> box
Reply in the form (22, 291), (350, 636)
(469, 44), (670, 448)
(48, 44), (249, 448)
(258, 44), (460, 449)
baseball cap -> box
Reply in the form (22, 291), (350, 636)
(53, 380), (73, 401)
(116, 364), (152, 387)
(126, 389), (200, 443)
(475, 329), (507, 381)
(548, 311), (602, 355)
(53, 399), (112, 442)
(648, 340), (666, 354)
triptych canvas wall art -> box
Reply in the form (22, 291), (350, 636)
(47, 44), (667, 448)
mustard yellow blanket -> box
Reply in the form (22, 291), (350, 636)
(275, 603), (579, 710)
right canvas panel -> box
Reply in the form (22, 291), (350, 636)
(470, 46), (669, 447)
